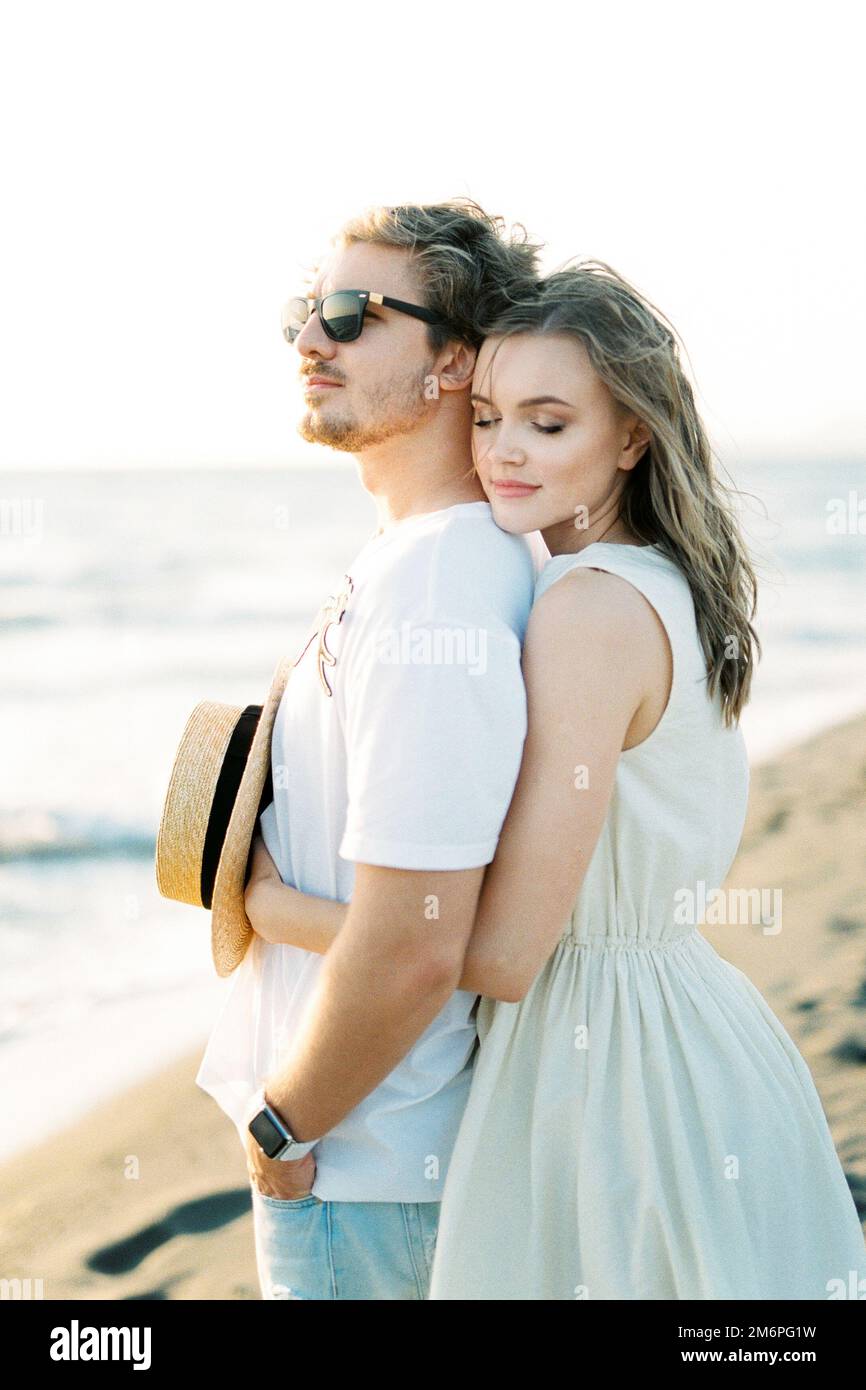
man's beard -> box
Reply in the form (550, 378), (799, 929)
(297, 359), (435, 453)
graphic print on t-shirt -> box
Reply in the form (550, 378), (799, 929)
(292, 574), (355, 698)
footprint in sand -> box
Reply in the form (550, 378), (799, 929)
(831, 1036), (866, 1065)
(85, 1188), (251, 1276)
(828, 915), (864, 936)
(843, 1169), (866, 1220)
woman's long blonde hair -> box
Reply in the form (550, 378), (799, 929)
(482, 260), (760, 724)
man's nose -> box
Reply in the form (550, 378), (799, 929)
(294, 310), (337, 361)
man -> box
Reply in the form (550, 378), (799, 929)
(196, 200), (544, 1299)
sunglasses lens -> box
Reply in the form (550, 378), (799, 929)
(282, 298), (310, 343)
(321, 292), (363, 342)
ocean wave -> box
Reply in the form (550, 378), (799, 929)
(0, 809), (156, 863)
(0, 615), (57, 631)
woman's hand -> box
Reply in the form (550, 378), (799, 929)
(248, 831), (281, 891)
(245, 833), (281, 938)
(243, 832), (351, 952)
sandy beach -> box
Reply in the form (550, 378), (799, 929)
(2, 712), (864, 1301)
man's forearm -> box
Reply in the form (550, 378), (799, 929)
(263, 915), (462, 1140)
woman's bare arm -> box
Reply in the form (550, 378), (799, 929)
(456, 566), (671, 1001)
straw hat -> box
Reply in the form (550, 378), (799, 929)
(155, 655), (292, 977)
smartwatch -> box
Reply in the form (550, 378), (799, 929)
(245, 1086), (321, 1161)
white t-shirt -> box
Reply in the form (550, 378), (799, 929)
(195, 500), (538, 1200)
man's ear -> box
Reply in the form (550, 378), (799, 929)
(435, 341), (477, 393)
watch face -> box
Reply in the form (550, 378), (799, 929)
(248, 1109), (286, 1159)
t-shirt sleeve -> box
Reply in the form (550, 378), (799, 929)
(338, 615), (527, 870)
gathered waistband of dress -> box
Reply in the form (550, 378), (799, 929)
(558, 925), (702, 953)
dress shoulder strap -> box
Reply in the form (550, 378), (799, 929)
(533, 542), (710, 722)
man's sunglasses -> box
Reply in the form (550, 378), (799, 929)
(281, 289), (445, 345)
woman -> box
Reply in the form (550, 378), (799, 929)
(245, 262), (866, 1298)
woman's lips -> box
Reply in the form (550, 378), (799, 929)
(492, 481), (541, 498)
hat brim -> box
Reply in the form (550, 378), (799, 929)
(210, 654), (293, 977)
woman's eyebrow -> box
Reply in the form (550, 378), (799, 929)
(471, 393), (574, 407)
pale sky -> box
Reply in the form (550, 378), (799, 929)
(1, 0), (862, 470)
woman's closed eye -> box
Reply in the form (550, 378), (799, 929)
(472, 417), (564, 434)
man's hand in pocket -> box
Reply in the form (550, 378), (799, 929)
(246, 1126), (317, 1199)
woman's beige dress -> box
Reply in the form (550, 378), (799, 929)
(428, 542), (866, 1299)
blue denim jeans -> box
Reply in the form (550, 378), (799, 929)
(250, 1183), (441, 1300)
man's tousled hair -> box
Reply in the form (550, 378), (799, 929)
(322, 198), (543, 351)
